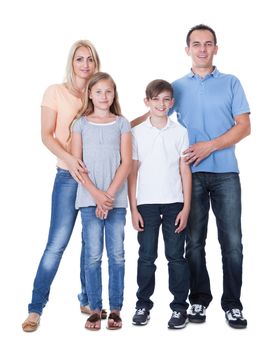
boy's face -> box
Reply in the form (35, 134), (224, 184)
(144, 91), (174, 118)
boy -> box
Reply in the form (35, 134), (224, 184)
(128, 79), (191, 329)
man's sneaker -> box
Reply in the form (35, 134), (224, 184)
(225, 309), (247, 329)
(168, 311), (188, 329)
(132, 308), (150, 326)
(188, 304), (206, 323)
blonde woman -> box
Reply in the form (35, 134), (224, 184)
(22, 40), (108, 332)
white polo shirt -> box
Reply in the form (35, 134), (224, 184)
(132, 117), (189, 205)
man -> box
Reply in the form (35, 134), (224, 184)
(172, 24), (250, 329)
(132, 24), (250, 329)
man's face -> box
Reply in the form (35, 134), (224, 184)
(185, 30), (218, 70)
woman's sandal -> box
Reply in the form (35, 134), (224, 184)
(80, 305), (107, 320)
(107, 312), (122, 330)
(85, 313), (101, 331)
(22, 314), (40, 332)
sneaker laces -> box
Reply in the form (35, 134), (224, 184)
(192, 304), (204, 313)
(172, 311), (182, 319)
(136, 308), (146, 316)
(230, 309), (243, 319)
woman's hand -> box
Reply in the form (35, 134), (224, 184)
(65, 154), (88, 183)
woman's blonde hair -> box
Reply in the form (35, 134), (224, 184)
(65, 40), (100, 92)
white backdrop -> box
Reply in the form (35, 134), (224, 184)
(0, 0), (278, 349)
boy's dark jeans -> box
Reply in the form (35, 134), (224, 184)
(136, 202), (189, 312)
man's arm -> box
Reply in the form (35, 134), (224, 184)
(185, 113), (251, 166)
(130, 111), (149, 128)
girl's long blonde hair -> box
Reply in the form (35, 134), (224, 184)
(68, 72), (121, 141)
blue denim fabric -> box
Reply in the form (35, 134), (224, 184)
(80, 207), (126, 311)
(136, 203), (189, 312)
(186, 172), (243, 311)
(28, 168), (86, 314)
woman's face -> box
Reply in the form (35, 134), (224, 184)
(73, 46), (96, 80)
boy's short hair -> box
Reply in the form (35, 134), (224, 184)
(145, 79), (173, 99)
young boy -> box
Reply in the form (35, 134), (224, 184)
(128, 79), (191, 329)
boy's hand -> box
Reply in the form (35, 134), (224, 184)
(175, 210), (188, 233)
(131, 210), (144, 232)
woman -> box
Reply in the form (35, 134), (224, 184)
(22, 40), (108, 332)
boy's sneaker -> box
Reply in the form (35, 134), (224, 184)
(132, 308), (150, 326)
(168, 311), (188, 329)
(225, 309), (247, 329)
(188, 304), (206, 323)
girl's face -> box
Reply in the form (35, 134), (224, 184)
(73, 46), (96, 80)
(89, 79), (115, 111)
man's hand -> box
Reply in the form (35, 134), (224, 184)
(183, 140), (216, 166)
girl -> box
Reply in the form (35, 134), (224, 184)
(71, 72), (132, 330)
(22, 40), (107, 332)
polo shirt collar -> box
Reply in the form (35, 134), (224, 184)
(187, 66), (220, 79)
(145, 116), (174, 130)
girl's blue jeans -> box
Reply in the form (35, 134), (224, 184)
(80, 206), (126, 311)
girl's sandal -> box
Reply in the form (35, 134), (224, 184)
(107, 312), (122, 330)
(85, 313), (101, 331)
(80, 305), (107, 319)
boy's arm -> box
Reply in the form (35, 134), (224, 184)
(128, 160), (144, 231)
(130, 111), (149, 128)
(175, 158), (192, 233)
(70, 132), (113, 210)
(106, 132), (132, 197)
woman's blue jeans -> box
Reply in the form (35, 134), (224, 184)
(80, 207), (126, 311)
(186, 172), (244, 311)
(28, 168), (87, 314)
(136, 203), (189, 312)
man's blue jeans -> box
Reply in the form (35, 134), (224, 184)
(136, 203), (189, 312)
(80, 207), (126, 311)
(28, 168), (86, 314)
(186, 172), (244, 311)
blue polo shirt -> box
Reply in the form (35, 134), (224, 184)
(170, 67), (250, 173)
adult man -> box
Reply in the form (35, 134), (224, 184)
(132, 24), (250, 329)
(171, 24), (250, 329)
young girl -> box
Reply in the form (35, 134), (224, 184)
(71, 72), (132, 330)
